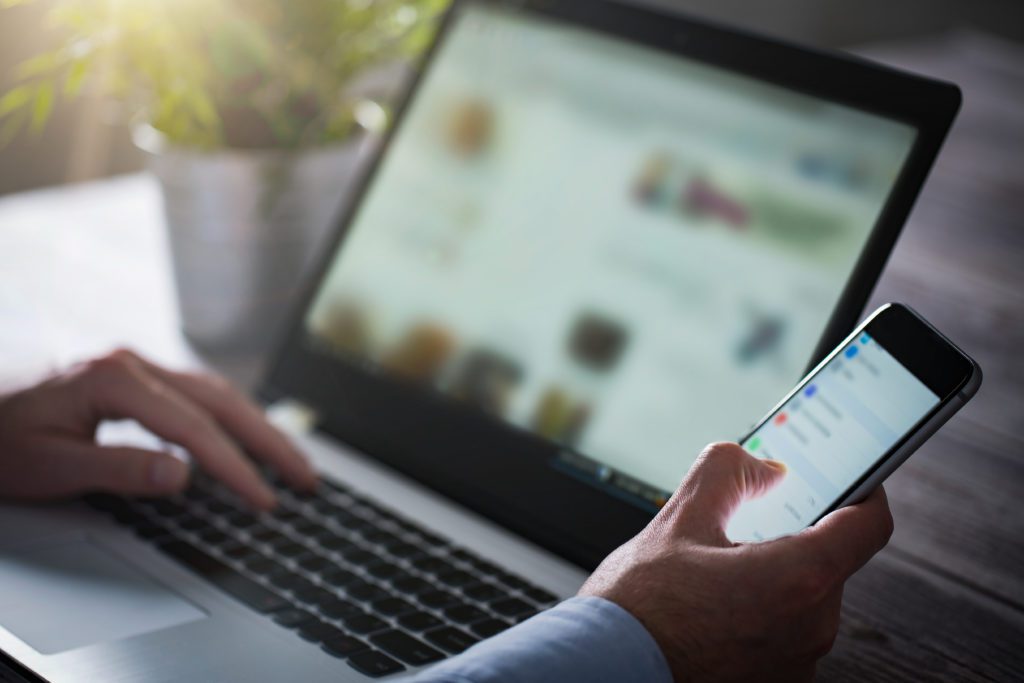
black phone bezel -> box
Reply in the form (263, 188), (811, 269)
(865, 304), (976, 399)
(740, 303), (979, 532)
(260, 0), (962, 570)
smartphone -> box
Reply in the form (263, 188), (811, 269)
(726, 303), (982, 543)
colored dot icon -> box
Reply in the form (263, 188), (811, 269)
(774, 412), (788, 426)
(844, 345), (859, 359)
(747, 436), (762, 452)
(804, 384), (818, 398)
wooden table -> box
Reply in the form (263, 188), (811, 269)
(1, 32), (1021, 682)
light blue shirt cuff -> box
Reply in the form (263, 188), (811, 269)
(411, 595), (672, 683)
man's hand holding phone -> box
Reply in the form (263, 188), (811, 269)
(580, 442), (894, 683)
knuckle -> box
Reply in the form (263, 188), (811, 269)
(880, 508), (895, 542)
(104, 348), (140, 367)
(809, 628), (839, 660)
(85, 352), (138, 383)
(802, 557), (839, 600)
(701, 441), (746, 465)
(204, 373), (236, 397)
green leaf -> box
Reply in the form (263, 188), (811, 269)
(30, 82), (54, 132)
(0, 84), (32, 117)
(15, 51), (59, 80)
(0, 107), (28, 149)
(64, 58), (89, 96)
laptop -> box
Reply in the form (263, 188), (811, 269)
(0, 0), (960, 680)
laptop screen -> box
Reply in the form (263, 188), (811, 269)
(303, 3), (916, 509)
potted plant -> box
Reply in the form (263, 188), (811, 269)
(0, 0), (448, 350)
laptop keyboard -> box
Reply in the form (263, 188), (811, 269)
(84, 474), (559, 678)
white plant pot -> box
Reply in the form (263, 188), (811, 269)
(134, 125), (371, 351)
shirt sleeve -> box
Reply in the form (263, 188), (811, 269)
(410, 596), (672, 683)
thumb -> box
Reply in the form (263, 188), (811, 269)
(664, 442), (787, 544)
(30, 437), (191, 498)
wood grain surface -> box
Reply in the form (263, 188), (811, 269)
(819, 33), (1024, 681)
(0, 30), (1019, 683)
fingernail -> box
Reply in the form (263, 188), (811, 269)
(150, 457), (188, 490)
(763, 459), (788, 472)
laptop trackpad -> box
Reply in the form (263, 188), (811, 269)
(0, 536), (206, 654)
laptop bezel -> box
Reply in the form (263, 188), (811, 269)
(260, 0), (961, 569)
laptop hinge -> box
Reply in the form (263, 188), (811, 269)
(265, 399), (320, 437)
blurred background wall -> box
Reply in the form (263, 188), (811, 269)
(1, 0), (1022, 197)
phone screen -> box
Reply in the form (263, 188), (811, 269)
(726, 331), (941, 542)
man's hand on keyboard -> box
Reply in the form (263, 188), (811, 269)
(579, 442), (894, 683)
(0, 349), (316, 508)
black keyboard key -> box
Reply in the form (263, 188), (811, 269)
(221, 543), (257, 561)
(412, 556), (454, 575)
(298, 620), (345, 643)
(321, 568), (360, 588)
(418, 589), (459, 609)
(398, 611), (444, 632)
(339, 547), (379, 566)
(115, 508), (149, 526)
(491, 597), (534, 617)
(269, 571), (311, 591)
(271, 541), (308, 558)
(243, 556), (282, 575)
(443, 603), (489, 624)
(347, 649), (405, 677)
(371, 597), (415, 617)
(391, 576), (433, 595)
(293, 585), (338, 607)
(204, 499), (236, 515)
(158, 540), (287, 613)
(494, 573), (531, 591)
(343, 613), (390, 635)
(298, 555), (333, 573)
(272, 608), (317, 629)
(249, 528), (285, 544)
(321, 634), (368, 659)
(346, 581), (391, 603)
(289, 520), (322, 536)
(319, 598), (363, 620)
(337, 516), (374, 533)
(384, 542), (423, 559)
(176, 515), (207, 532)
(134, 522), (171, 540)
(183, 488), (207, 502)
(198, 528), (231, 545)
(272, 510), (304, 525)
(360, 529), (400, 546)
(424, 626), (478, 654)
(468, 558), (502, 576)
(319, 535), (357, 553)
(449, 548), (477, 564)
(311, 499), (339, 516)
(146, 500), (188, 517)
(470, 617), (511, 638)
(365, 562), (405, 581)
(370, 630), (444, 666)
(225, 511), (259, 529)
(409, 529), (448, 547)
(462, 582), (507, 603)
(523, 587), (559, 605)
(437, 570), (476, 588)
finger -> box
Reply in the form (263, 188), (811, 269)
(791, 486), (893, 583)
(131, 355), (316, 490)
(78, 353), (277, 509)
(664, 442), (787, 543)
(5, 437), (190, 499)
